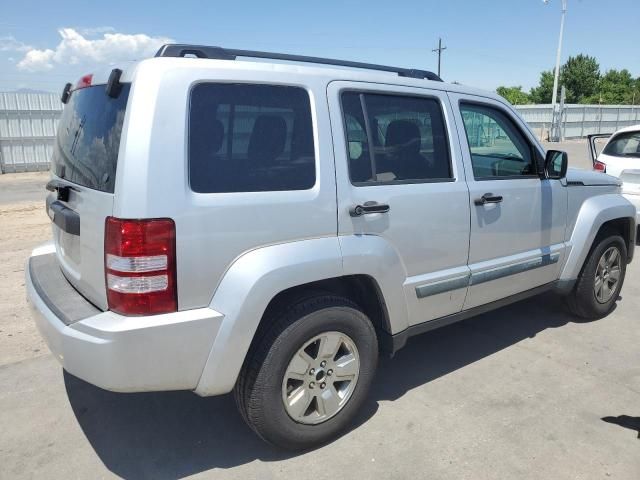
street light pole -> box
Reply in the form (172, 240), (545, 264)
(547, 0), (567, 141)
(550, 0), (567, 110)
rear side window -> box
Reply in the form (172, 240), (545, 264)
(189, 84), (316, 193)
(52, 84), (131, 193)
(341, 91), (452, 185)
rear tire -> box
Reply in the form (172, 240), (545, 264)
(566, 233), (627, 319)
(234, 293), (378, 450)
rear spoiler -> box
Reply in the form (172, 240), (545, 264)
(60, 68), (124, 104)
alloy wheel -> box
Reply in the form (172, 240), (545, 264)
(594, 246), (622, 304)
(282, 331), (360, 425)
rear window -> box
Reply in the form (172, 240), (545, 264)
(189, 83), (315, 193)
(602, 131), (640, 158)
(52, 84), (130, 193)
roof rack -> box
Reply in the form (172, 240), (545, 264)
(154, 44), (443, 82)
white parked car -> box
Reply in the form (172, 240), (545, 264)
(590, 125), (640, 231)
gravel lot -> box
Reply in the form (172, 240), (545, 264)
(0, 172), (49, 366)
(1, 142), (638, 479)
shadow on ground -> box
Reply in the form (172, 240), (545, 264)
(63, 293), (599, 479)
(602, 415), (640, 438)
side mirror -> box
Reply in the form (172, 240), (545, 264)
(544, 150), (568, 179)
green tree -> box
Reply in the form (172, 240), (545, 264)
(560, 54), (600, 103)
(529, 55), (601, 104)
(496, 86), (531, 105)
(586, 69), (634, 104)
(631, 77), (640, 105)
(529, 70), (555, 104)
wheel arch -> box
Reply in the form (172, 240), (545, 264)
(597, 217), (635, 260)
(194, 236), (408, 397)
(560, 194), (636, 282)
(256, 274), (394, 355)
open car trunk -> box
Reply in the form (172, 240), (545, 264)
(587, 133), (610, 166)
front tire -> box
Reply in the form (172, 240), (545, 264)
(566, 233), (627, 319)
(234, 293), (378, 450)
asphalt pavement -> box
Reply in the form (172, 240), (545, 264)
(1, 140), (638, 479)
(2, 284), (639, 479)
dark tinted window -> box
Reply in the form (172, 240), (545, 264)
(52, 84), (130, 193)
(341, 92), (451, 184)
(460, 103), (535, 179)
(189, 84), (315, 193)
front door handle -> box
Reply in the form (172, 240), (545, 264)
(474, 193), (503, 206)
(350, 201), (390, 217)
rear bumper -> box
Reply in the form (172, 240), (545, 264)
(26, 243), (224, 393)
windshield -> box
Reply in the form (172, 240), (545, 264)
(602, 131), (640, 159)
(51, 83), (131, 193)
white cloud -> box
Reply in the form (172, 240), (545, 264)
(18, 49), (55, 71)
(16, 28), (173, 72)
(0, 35), (31, 52)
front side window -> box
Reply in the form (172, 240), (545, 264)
(460, 103), (535, 179)
(602, 131), (640, 158)
(341, 92), (452, 185)
(189, 84), (315, 193)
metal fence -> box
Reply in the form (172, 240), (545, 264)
(0, 92), (62, 173)
(514, 104), (640, 140)
(2, 91), (640, 173)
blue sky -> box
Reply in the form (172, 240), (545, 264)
(1, 0), (638, 93)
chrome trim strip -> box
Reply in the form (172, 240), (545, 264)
(414, 252), (561, 299)
(415, 274), (470, 299)
(470, 252), (560, 286)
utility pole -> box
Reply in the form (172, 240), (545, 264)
(432, 37), (446, 77)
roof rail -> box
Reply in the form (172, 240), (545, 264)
(154, 44), (443, 82)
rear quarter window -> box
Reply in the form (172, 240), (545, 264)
(189, 83), (316, 193)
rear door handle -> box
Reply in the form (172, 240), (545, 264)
(350, 201), (390, 217)
(474, 193), (503, 206)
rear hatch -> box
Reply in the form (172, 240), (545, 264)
(595, 129), (640, 194)
(47, 80), (131, 310)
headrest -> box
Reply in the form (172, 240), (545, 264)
(385, 119), (421, 155)
(248, 115), (287, 163)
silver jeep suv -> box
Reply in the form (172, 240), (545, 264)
(27, 44), (637, 450)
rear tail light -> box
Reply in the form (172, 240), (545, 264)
(105, 217), (177, 316)
(594, 161), (607, 173)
